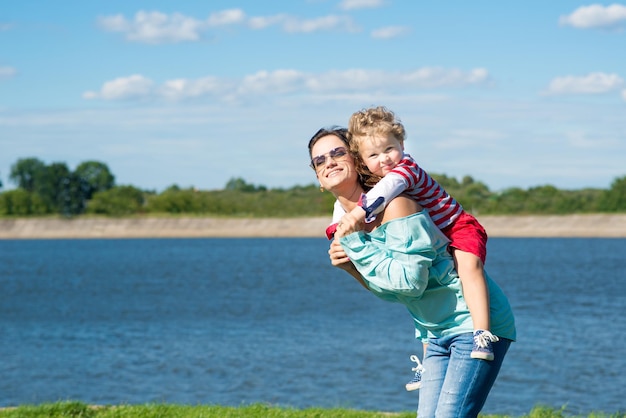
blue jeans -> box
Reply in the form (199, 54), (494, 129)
(417, 332), (511, 418)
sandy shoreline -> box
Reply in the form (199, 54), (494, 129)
(1, 214), (625, 239)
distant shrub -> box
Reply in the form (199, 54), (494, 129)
(86, 185), (145, 216)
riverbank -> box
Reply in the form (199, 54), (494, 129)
(1, 214), (625, 239)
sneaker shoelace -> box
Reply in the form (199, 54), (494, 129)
(473, 330), (500, 348)
(410, 354), (425, 373)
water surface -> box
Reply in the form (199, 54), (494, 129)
(1, 237), (624, 415)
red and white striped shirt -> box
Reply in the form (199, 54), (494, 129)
(331, 153), (464, 230)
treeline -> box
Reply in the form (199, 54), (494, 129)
(0, 157), (625, 217)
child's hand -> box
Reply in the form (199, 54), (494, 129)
(336, 209), (365, 237)
(350, 205), (367, 223)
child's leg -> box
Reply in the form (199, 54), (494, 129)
(443, 212), (497, 359)
(453, 249), (500, 360)
(453, 249), (490, 332)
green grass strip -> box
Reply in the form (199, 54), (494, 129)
(0, 402), (623, 418)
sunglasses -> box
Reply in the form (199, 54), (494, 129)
(310, 147), (349, 171)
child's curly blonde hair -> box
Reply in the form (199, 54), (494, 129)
(347, 106), (407, 188)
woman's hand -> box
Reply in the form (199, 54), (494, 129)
(328, 238), (351, 267)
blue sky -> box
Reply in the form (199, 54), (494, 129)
(1, 1), (625, 193)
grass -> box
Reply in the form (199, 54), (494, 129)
(0, 403), (623, 418)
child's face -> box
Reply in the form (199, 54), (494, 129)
(358, 133), (404, 177)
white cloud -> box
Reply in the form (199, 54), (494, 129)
(622, 89), (626, 101)
(207, 9), (246, 26)
(238, 70), (306, 95)
(98, 9), (358, 41)
(159, 76), (230, 100)
(559, 4), (626, 29)
(0, 66), (17, 79)
(564, 130), (620, 149)
(248, 14), (355, 33)
(544, 72), (624, 95)
(83, 74), (155, 100)
(0, 22), (15, 31)
(282, 15), (359, 33)
(83, 67), (491, 102)
(98, 11), (208, 44)
(308, 67), (490, 92)
(402, 67), (490, 89)
(338, 0), (386, 11)
(248, 14), (289, 30)
(248, 14), (358, 33)
(371, 25), (411, 39)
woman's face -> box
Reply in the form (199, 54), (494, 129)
(310, 134), (358, 194)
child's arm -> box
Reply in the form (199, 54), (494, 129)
(344, 170), (409, 225)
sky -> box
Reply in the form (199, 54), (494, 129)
(1, 1), (625, 193)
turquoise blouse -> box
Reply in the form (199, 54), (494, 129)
(340, 210), (516, 342)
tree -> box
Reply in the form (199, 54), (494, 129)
(163, 184), (181, 192)
(461, 175), (476, 187)
(0, 189), (47, 216)
(491, 187), (528, 214)
(147, 188), (204, 214)
(9, 158), (46, 191)
(458, 181), (492, 214)
(525, 185), (561, 213)
(33, 162), (71, 212)
(5, 158), (119, 216)
(58, 172), (90, 216)
(74, 161), (115, 200)
(225, 177), (259, 192)
(599, 175), (626, 212)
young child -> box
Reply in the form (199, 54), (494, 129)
(332, 106), (499, 391)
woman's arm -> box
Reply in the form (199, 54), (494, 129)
(330, 195), (427, 293)
(339, 196), (436, 296)
(328, 238), (369, 290)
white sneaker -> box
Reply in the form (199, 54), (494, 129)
(471, 329), (499, 361)
(405, 355), (424, 391)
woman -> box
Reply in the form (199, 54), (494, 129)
(308, 126), (516, 417)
